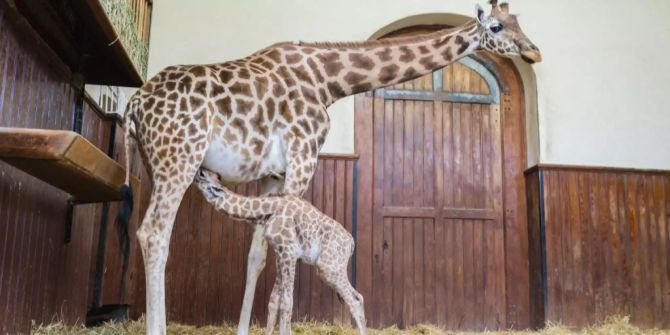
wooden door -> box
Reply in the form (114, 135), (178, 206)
(355, 57), (514, 330)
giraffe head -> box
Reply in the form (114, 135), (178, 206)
(475, 1), (542, 64)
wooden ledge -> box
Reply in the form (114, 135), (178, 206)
(0, 127), (134, 203)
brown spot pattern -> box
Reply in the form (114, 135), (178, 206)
(349, 53), (375, 70)
(378, 64), (399, 84)
(399, 46), (415, 62)
(375, 48), (392, 61)
(285, 53), (302, 64)
(419, 56), (438, 71)
(343, 72), (367, 85)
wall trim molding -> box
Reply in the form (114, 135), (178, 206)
(525, 163), (670, 176)
(317, 152), (359, 160)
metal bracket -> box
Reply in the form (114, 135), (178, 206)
(351, 160), (359, 288)
(64, 198), (75, 243)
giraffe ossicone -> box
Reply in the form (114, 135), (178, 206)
(118, 2), (540, 334)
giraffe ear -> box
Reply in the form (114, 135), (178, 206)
(475, 4), (486, 24)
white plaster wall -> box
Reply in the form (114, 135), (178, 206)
(147, 0), (670, 169)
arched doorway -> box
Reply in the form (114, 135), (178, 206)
(353, 24), (530, 331)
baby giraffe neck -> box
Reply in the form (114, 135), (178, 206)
(203, 184), (278, 220)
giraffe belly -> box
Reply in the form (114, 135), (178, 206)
(201, 136), (286, 184)
(258, 135), (287, 179)
(301, 243), (321, 265)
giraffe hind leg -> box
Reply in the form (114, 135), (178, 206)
(132, 78), (212, 334)
(138, 175), (197, 335)
(317, 265), (367, 335)
(236, 176), (284, 335)
(137, 151), (210, 335)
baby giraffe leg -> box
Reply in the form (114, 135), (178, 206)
(277, 255), (297, 335)
(265, 265), (282, 335)
(319, 268), (367, 335)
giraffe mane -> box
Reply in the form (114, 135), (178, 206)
(293, 21), (477, 49)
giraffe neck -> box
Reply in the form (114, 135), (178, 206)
(299, 20), (481, 104)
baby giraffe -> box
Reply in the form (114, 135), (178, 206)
(194, 169), (366, 335)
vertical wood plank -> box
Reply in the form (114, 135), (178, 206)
(195, 193), (212, 325)
(423, 101), (436, 325)
(545, 171), (559, 322)
(320, 159), (335, 321)
(655, 176), (669, 328)
(433, 99), (446, 327)
(591, 173), (606, 322)
(354, 93), (375, 324)
(636, 175), (653, 325)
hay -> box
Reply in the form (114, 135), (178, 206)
(30, 316), (670, 335)
(98, 0), (149, 79)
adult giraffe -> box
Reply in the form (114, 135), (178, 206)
(120, 1), (541, 334)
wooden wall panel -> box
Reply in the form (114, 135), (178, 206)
(127, 156), (358, 326)
(1, 5), (75, 332)
(0, 5), (140, 332)
(527, 165), (670, 329)
(0, 5), (77, 332)
(526, 169), (545, 329)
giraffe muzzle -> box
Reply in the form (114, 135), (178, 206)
(520, 44), (542, 64)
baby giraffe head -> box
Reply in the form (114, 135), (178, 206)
(475, 0), (542, 64)
(194, 169), (227, 201)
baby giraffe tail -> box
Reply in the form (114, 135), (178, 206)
(194, 169), (281, 221)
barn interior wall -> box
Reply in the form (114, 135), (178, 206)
(147, 0), (670, 170)
(0, 6), (142, 333)
(0, 6), (79, 332)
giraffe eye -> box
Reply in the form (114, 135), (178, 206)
(490, 24), (503, 33)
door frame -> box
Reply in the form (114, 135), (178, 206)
(353, 43), (530, 328)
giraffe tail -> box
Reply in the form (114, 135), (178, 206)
(115, 98), (138, 298)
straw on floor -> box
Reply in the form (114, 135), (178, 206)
(31, 316), (670, 335)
